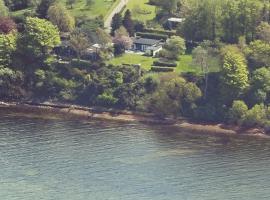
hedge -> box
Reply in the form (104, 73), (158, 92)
(70, 59), (92, 68)
(136, 32), (168, 40)
(143, 28), (176, 37)
(153, 60), (177, 67)
(151, 66), (175, 72)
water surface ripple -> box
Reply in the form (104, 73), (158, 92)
(0, 114), (270, 200)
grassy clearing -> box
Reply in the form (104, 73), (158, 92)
(11, 8), (33, 18)
(124, 0), (156, 22)
(11, 0), (118, 19)
(108, 53), (157, 70)
(108, 53), (221, 74)
(60, 0), (115, 18)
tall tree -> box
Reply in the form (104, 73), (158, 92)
(159, 36), (186, 61)
(69, 31), (89, 60)
(220, 45), (249, 102)
(48, 3), (75, 32)
(111, 13), (122, 36)
(0, 32), (17, 66)
(123, 9), (134, 36)
(113, 26), (132, 55)
(146, 74), (201, 118)
(36, 0), (56, 18)
(0, 0), (9, 17)
(256, 22), (270, 43)
(249, 67), (270, 104)
(22, 17), (60, 57)
(192, 46), (209, 98)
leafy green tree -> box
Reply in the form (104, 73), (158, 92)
(220, 45), (249, 102)
(246, 40), (270, 68)
(69, 31), (89, 60)
(48, 3), (75, 32)
(243, 104), (267, 127)
(222, 0), (262, 43)
(256, 22), (270, 43)
(248, 67), (270, 104)
(153, 0), (178, 15)
(0, 66), (24, 99)
(96, 90), (118, 107)
(0, 0), (9, 17)
(147, 74), (201, 118)
(229, 100), (248, 125)
(181, 0), (222, 42)
(22, 17), (60, 57)
(0, 32), (17, 66)
(159, 36), (186, 61)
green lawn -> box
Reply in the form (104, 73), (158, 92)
(60, 0), (116, 18)
(108, 53), (221, 74)
(11, 0), (118, 19)
(108, 53), (157, 70)
(124, 0), (156, 22)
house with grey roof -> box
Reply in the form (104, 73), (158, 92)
(132, 37), (163, 56)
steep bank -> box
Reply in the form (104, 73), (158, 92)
(0, 101), (268, 138)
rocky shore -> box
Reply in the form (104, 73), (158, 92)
(0, 101), (269, 138)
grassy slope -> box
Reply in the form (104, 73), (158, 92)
(124, 0), (156, 22)
(59, 0), (115, 18)
(11, 0), (118, 19)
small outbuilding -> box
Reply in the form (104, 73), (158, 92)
(167, 17), (185, 29)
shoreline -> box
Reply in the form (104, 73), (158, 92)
(0, 101), (269, 138)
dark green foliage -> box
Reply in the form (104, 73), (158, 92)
(123, 9), (134, 36)
(36, 0), (56, 19)
(151, 66), (174, 72)
(153, 60), (177, 67)
(111, 13), (122, 36)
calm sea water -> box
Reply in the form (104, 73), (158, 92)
(0, 113), (270, 200)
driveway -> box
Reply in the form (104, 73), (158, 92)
(104, 0), (130, 31)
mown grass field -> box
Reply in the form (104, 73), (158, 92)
(108, 53), (221, 74)
(124, 0), (156, 22)
(108, 53), (157, 70)
(60, 0), (117, 18)
(11, 0), (118, 19)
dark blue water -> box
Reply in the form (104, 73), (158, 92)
(0, 113), (270, 200)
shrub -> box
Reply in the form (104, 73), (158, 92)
(153, 60), (177, 67)
(151, 66), (174, 72)
(143, 28), (176, 37)
(96, 92), (118, 107)
(228, 100), (248, 125)
(136, 32), (168, 40)
(70, 59), (91, 69)
(242, 104), (266, 127)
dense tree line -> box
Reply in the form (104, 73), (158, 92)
(1, 0), (270, 132)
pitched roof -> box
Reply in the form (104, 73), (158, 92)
(133, 38), (161, 46)
(168, 18), (185, 23)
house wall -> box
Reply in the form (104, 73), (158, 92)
(134, 44), (151, 51)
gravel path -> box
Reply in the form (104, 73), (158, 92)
(104, 0), (130, 31)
